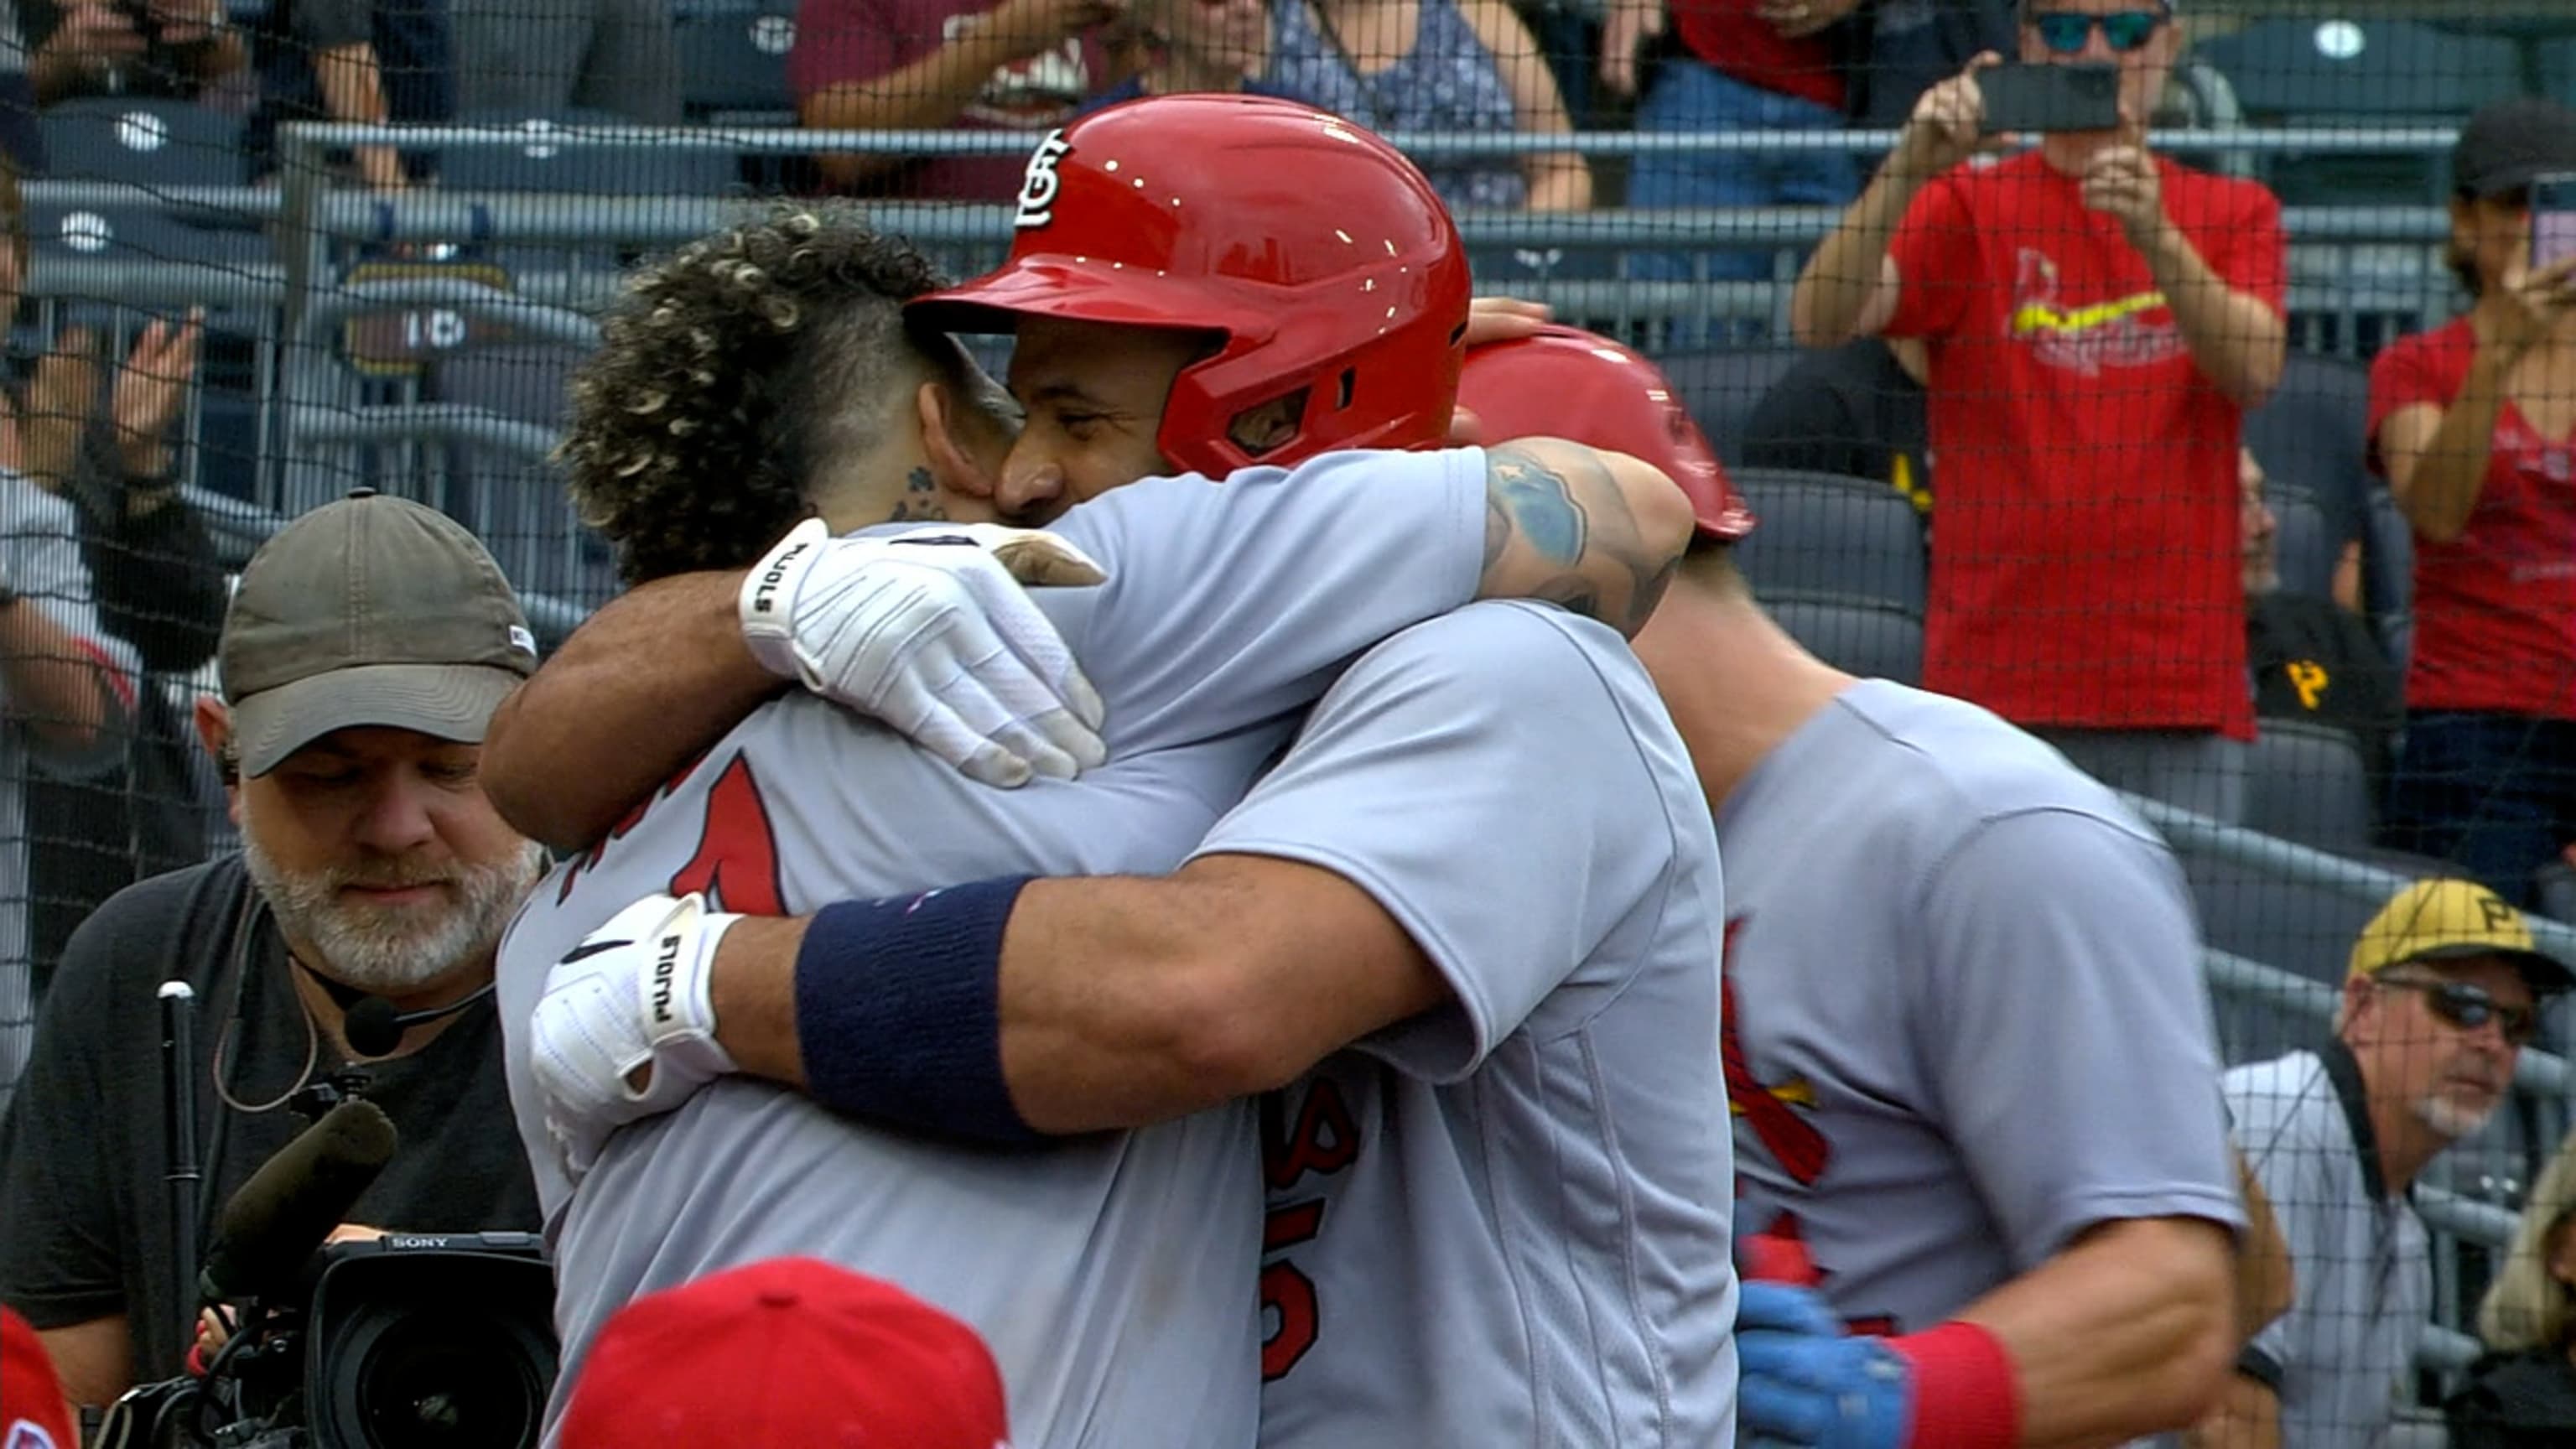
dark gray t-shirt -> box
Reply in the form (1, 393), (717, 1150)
(0, 855), (540, 1388)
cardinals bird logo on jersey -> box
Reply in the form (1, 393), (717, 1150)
(1720, 917), (1828, 1186)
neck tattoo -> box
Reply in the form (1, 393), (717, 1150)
(887, 465), (949, 522)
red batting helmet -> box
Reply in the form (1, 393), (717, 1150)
(1456, 325), (1755, 543)
(909, 95), (1472, 478)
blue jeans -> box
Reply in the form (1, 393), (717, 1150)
(2381, 711), (2576, 907)
(1627, 59), (1860, 285)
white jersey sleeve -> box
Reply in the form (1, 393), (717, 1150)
(1918, 809), (2246, 1265)
(0, 480), (137, 776)
(1187, 600), (1706, 1082)
(1036, 447), (1488, 756)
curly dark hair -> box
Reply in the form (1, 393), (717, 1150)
(561, 205), (962, 584)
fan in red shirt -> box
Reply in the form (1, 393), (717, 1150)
(1602, 0), (1864, 288)
(2369, 96), (2576, 908)
(1789, 0), (2287, 824)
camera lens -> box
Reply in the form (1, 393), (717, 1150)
(355, 1311), (545, 1449)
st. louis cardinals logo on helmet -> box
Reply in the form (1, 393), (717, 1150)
(1014, 129), (1072, 231)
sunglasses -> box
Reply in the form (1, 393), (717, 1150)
(2029, 10), (2166, 54)
(2378, 974), (2542, 1047)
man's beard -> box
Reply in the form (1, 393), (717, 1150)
(244, 828), (546, 996)
(2415, 1090), (2497, 1143)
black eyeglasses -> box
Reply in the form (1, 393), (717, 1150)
(2030, 10), (2166, 54)
(2377, 975), (2542, 1047)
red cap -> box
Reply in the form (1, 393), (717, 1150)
(557, 1259), (1012, 1449)
(3, 1307), (78, 1448)
(1457, 325), (1755, 543)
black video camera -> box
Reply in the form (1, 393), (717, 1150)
(100, 1231), (558, 1449)
(108, 1217), (561, 1443)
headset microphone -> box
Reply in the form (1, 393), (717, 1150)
(341, 981), (498, 1060)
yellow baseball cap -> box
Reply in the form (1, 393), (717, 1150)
(2348, 878), (2575, 994)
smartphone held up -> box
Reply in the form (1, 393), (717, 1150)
(2531, 172), (2576, 274)
(1979, 63), (2122, 136)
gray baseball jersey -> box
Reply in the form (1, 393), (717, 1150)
(2225, 1046), (2428, 1449)
(496, 447), (1492, 1449)
(1719, 681), (2243, 1333)
(1189, 600), (1737, 1448)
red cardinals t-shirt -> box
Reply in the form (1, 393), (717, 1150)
(789, 0), (1105, 200)
(2367, 319), (2576, 718)
(1670, 2), (1846, 111)
(1885, 150), (2285, 738)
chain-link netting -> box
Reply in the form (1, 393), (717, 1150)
(0, 0), (2573, 1442)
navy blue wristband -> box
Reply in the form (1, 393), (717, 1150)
(793, 875), (1041, 1145)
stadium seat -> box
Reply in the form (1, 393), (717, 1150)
(2186, 846), (2456, 990)
(1727, 467), (1926, 610)
(2198, 18), (2521, 205)
(39, 97), (242, 193)
(2245, 353), (2371, 555)
(195, 386), (263, 502)
(678, 5), (799, 121)
(2548, 36), (2576, 105)
(437, 110), (739, 195)
(431, 344), (610, 603)
(1659, 346), (1805, 467)
(2245, 718), (2376, 853)
(2267, 483), (2336, 601)
(1762, 590), (1923, 685)
(23, 201), (267, 273)
(433, 344), (583, 428)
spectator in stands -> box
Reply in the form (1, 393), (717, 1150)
(2369, 96), (2576, 911)
(1603, 0), (1861, 284)
(0, 491), (545, 1411)
(1846, 0), (2011, 129)
(790, 0), (1111, 200)
(1270, 0), (1587, 211)
(0, 162), (141, 1121)
(0, 162), (224, 999)
(20, 0), (247, 107)
(1789, 1), (2286, 824)
(1078, 0), (1286, 109)
(2449, 1126), (2576, 1446)
(2242, 444), (2402, 787)
(446, 0), (678, 123)
(1740, 334), (1933, 512)
(558, 1259), (1012, 1448)
(2204, 878), (2571, 1447)
(244, 0), (451, 190)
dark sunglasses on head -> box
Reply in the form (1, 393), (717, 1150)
(2378, 974), (2542, 1046)
(2030, 10), (2166, 54)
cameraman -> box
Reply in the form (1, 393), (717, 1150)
(0, 490), (548, 1413)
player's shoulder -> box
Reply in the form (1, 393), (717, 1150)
(1048, 446), (1481, 540)
(1351, 599), (1657, 714)
(1831, 681), (2154, 838)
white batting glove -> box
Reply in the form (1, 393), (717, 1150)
(739, 518), (1111, 788)
(528, 892), (742, 1182)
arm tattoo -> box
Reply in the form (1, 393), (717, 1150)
(886, 465), (949, 523)
(1487, 445), (1590, 564)
(1477, 442), (1688, 634)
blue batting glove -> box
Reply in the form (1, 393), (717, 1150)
(1736, 1281), (1914, 1449)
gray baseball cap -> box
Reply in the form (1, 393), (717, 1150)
(221, 490), (538, 776)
